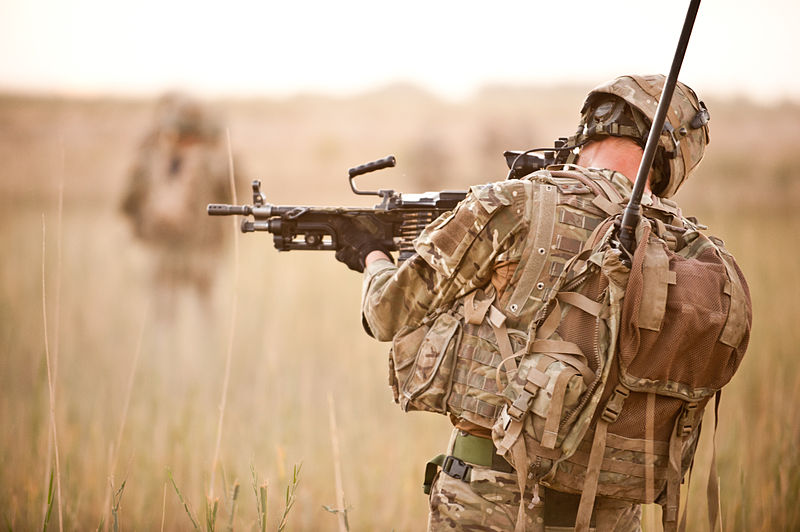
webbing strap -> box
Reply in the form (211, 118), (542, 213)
(549, 169), (603, 198)
(527, 348), (594, 387)
(491, 318), (518, 393)
(423, 454), (445, 495)
(718, 253), (749, 348)
(665, 418), (683, 532)
(496, 411), (524, 456)
(575, 419), (608, 532)
(529, 338), (584, 357)
(535, 300), (562, 340)
(640, 229), (678, 331)
(557, 291), (604, 317)
(542, 368), (578, 449)
(506, 183), (558, 317)
(511, 436), (532, 532)
(646, 393), (656, 505)
(575, 385), (629, 532)
(464, 290), (494, 325)
(593, 175), (625, 205)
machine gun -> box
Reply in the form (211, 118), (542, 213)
(207, 149), (563, 262)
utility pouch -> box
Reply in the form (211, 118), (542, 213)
(389, 311), (462, 414)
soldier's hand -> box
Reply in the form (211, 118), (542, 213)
(333, 218), (390, 273)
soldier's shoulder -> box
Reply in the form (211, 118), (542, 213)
(466, 179), (529, 214)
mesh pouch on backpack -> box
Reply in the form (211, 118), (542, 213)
(492, 216), (751, 532)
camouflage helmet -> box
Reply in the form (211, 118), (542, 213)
(574, 74), (710, 198)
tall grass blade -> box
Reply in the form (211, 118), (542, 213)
(277, 465), (301, 532)
(167, 469), (200, 531)
(42, 140), (64, 526)
(40, 216), (63, 532)
(204, 497), (218, 532)
(250, 465), (267, 532)
(327, 394), (349, 531)
(209, 127), (240, 501)
(111, 480), (126, 532)
(160, 482), (167, 532)
(226, 482), (239, 532)
(102, 305), (149, 529)
(42, 469), (54, 532)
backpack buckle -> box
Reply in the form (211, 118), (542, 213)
(678, 402), (700, 437)
(601, 385), (630, 424)
(442, 455), (472, 482)
(508, 389), (535, 421)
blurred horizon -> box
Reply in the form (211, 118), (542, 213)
(2, 1), (799, 104)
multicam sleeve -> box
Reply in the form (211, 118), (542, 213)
(360, 181), (527, 341)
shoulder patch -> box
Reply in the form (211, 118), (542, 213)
(470, 181), (516, 214)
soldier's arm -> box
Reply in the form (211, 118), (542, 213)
(360, 182), (526, 341)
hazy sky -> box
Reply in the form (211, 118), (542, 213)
(1, 0), (798, 102)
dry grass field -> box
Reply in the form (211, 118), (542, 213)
(1, 85), (799, 531)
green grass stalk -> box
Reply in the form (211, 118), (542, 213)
(277, 465), (301, 532)
(101, 306), (148, 529)
(111, 480), (126, 532)
(42, 142), (64, 526)
(40, 216), (63, 532)
(168, 469), (200, 531)
(209, 128), (240, 500)
(226, 482), (239, 532)
(160, 482), (166, 532)
(327, 394), (349, 532)
(250, 465), (267, 532)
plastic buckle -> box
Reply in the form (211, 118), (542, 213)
(678, 402), (699, 437)
(601, 385), (630, 424)
(508, 390), (534, 422)
(442, 455), (472, 482)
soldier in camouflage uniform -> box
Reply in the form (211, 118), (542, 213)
(334, 75), (710, 531)
(121, 93), (233, 313)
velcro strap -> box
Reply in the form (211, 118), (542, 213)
(541, 368), (577, 449)
(535, 300), (562, 340)
(592, 194), (622, 216)
(575, 419), (608, 532)
(531, 351), (594, 386)
(464, 289), (495, 325)
(488, 305), (507, 328)
(557, 291), (603, 317)
(718, 252), (749, 348)
(639, 233), (677, 331)
(664, 411), (685, 529)
(529, 338), (585, 358)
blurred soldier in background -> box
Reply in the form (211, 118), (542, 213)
(121, 93), (234, 316)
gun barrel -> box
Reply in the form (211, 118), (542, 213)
(208, 204), (251, 216)
(207, 204), (275, 218)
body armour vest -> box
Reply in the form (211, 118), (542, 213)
(386, 165), (652, 433)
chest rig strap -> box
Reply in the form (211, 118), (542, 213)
(505, 183), (558, 317)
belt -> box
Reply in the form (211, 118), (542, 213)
(423, 432), (514, 494)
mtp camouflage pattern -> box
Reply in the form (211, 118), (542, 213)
(574, 74), (710, 198)
(426, 429), (642, 532)
(363, 165), (637, 433)
(362, 165), (650, 528)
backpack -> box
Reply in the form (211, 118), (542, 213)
(491, 212), (752, 532)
